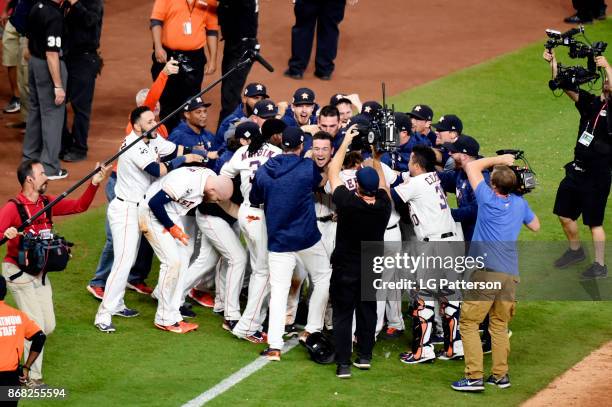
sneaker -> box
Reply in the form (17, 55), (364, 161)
(47, 168), (69, 180)
(95, 323), (116, 333)
(486, 374), (511, 389)
(314, 71), (332, 81)
(61, 150), (87, 163)
(399, 352), (435, 364)
(180, 305), (197, 319)
(336, 364), (352, 378)
(188, 289), (214, 308)
(284, 324), (299, 338)
(244, 331), (267, 344)
(430, 334), (444, 345)
(384, 327), (404, 339)
(283, 69), (303, 80)
(86, 285), (104, 300)
(554, 247), (586, 268)
(353, 357), (371, 370)
(126, 281), (153, 295)
(155, 321), (198, 333)
(451, 377), (485, 392)
(298, 330), (311, 344)
(25, 378), (48, 389)
(5, 120), (26, 129)
(581, 262), (608, 280)
(437, 350), (464, 361)
(222, 319), (238, 331)
(563, 14), (593, 24)
(3, 96), (20, 113)
(260, 347), (281, 361)
(113, 308), (139, 318)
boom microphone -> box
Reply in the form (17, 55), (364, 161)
(251, 43), (274, 72)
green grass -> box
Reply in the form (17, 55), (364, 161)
(4, 20), (612, 407)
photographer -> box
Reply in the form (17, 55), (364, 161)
(0, 159), (109, 387)
(544, 49), (612, 279)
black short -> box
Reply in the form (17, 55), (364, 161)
(553, 165), (611, 226)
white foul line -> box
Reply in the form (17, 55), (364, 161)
(182, 337), (300, 406)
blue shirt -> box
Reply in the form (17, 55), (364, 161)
(381, 132), (432, 172)
(169, 121), (219, 169)
(250, 154), (322, 252)
(469, 181), (535, 275)
(281, 105), (318, 128)
(215, 103), (245, 147)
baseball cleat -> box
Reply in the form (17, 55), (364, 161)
(399, 352), (435, 364)
(113, 308), (139, 318)
(244, 331), (267, 344)
(383, 327), (404, 339)
(436, 350), (464, 361)
(222, 319), (238, 332)
(180, 305), (197, 319)
(336, 364), (352, 378)
(451, 377), (485, 392)
(155, 321), (199, 334)
(486, 374), (511, 389)
(353, 357), (371, 370)
(126, 281), (153, 295)
(283, 324), (299, 338)
(260, 348), (281, 361)
(86, 285), (104, 300)
(95, 323), (116, 333)
(188, 289), (215, 308)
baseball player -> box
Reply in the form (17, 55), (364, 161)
(281, 88), (318, 128)
(329, 93), (362, 127)
(139, 166), (233, 333)
(252, 127), (331, 362)
(216, 82), (269, 145)
(220, 121), (282, 343)
(392, 145), (464, 364)
(93, 106), (206, 333)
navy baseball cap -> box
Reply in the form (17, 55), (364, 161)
(356, 167), (379, 196)
(433, 114), (463, 133)
(361, 101), (382, 118)
(347, 113), (371, 127)
(407, 104), (434, 121)
(394, 112), (412, 133)
(282, 127), (305, 148)
(443, 134), (480, 157)
(262, 118), (287, 140)
(330, 93), (352, 106)
(235, 121), (261, 140)
(292, 88), (316, 105)
(244, 82), (269, 98)
(184, 96), (212, 112)
(253, 99), (278, 118)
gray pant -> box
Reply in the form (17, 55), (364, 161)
(22, 56), (67, 175)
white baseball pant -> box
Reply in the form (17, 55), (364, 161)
(285, 260), (307, 325)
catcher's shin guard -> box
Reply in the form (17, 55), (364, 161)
(410, 298), (435, 360)
(440, 300), (464, 358)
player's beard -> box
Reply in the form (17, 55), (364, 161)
(38, 182), (48, 194)
(245, 104), (254, 117)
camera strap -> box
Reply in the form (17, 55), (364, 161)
(588, 101), (608, 133)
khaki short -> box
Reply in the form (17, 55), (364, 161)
(2, 21), (21, 67)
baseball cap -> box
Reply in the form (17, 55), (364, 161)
(330, 93), (352, 106)
(407, 104), (434, 121)
(253, 99), (278, 118)
(292, 87), (316, 105)
(184, 96), (212, 112)
(262, 118), (287, 140)
(443, 134), (480, 157)
(394, 112), (412, 133)
(235, 121), (261, 140)
(361, 101), (382, 118)
(244, 82), (269, 98)
(282, 127), (305, 148)
(433, 114), (463, 133)
(356, 167), (379, 196)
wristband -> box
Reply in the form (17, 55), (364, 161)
(166, 155), (186, 171)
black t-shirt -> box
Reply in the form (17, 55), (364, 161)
(574, 90), (611, 171)
(27, 0), (63, 59)
(331, 186), (391, 272)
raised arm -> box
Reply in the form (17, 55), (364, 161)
(328, 124), (358, 192)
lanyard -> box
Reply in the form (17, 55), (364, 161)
(186, 0), (196, 19)
(587, 101), (608, 133)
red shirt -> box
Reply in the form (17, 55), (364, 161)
(0, 182), (99, 265)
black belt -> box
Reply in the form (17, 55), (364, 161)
(317, 214), (334, 223)
(250, 204), (263, 209)
(386, 224), (398, 230)
(116, 197), (139, 206)
(8, 271), (23, 281)
(423, 232), (454, 242)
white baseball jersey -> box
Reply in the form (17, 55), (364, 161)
(393, 171), (456, 241)
(146, 167), (214, 217)
(220, 143), (282, 205)
(326, 163), (401, 227)
(114, 131), (176, 202)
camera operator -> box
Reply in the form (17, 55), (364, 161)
(544, 49), (612, 279)
(0, 159), (109, 387)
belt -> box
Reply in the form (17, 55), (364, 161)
(250, 203), (263, 209)
(8, 270), (24, 281)
(317, 214), (334, 223)
(386, 224), (398, 230)
(423, 232), (454, 242)
(116, 197), (139, 206)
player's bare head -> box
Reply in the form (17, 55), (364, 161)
(130, 106), (156, 135)
(312, 131), (334, 168)
(17, 159), (48, 194)
(409, 145), (437, 175)
(135, 88), (160, 117)
(491, 165), (517, 195)
(343, 151), (363, 170)
(205, 175), (234, 202)
(318, 105), (340, 136)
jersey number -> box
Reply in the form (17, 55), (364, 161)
(435, 185), (448, 210)
(47, 36), (61, 48)
(249, 160), (262, 183)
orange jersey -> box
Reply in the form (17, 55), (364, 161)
(151, 0), (218, 51)
(0, 301), (41, 372)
